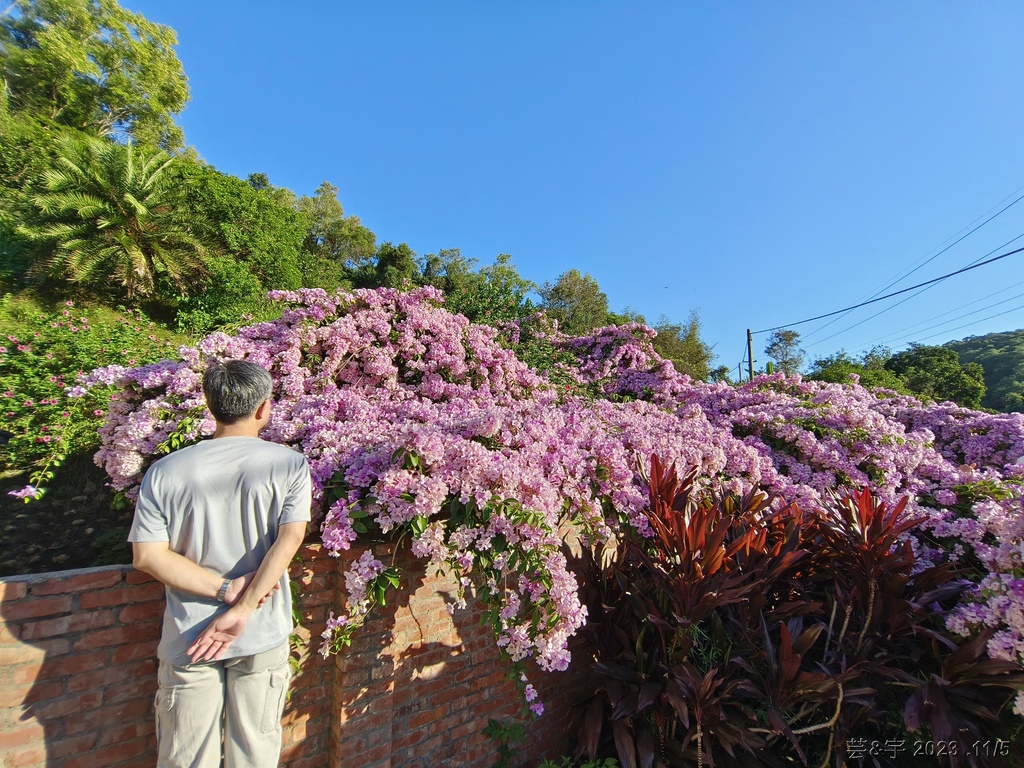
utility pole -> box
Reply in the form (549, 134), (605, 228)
(746, 329), (754, 381)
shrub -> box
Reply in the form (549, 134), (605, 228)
(0, 294), (182, 498)
(574, 456), (1024, 767)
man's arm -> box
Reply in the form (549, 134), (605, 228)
(187, 521), (307, 663)
(132, 543), (259, 605)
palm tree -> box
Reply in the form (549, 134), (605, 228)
(21, 133), (211, 300)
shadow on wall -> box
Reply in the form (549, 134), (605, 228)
(0, 565), (163, 768)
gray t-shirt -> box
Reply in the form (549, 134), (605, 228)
(128, 436), (312, 665)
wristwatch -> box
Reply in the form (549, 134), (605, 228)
(217, 578), (232, 602)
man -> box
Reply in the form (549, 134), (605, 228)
(130, 360), (311, 768)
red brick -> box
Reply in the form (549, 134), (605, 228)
(72, 621), (160, 651)
(296, 589), (335, 607)
(0, 678), (62, 708)
(102, 674), (157, 705)
(282, 753), (331, 768)
(79, 583), (163, 608)
(63, 737), (147, 768)
(0, 637), (69, 663)
(6, 744), (47, 768)
(47, 732), (100, 760)
(0, 720), (46, 750)
(125, 568), (157, 585)
(17, 608), (116, 641)
(12, 650), (110, 684)
(63, 700), (150, 736)
(0, 581), (28, 601)
(97, 720), (154, 746)
(111, 640), (159, 663)
(33, 690), (102, 719)
(118, 601), (164, 622)
(1, 596), (73, 621)
(66, 659), (153, 693)
(407, 704), (449, 730)
(28, 570), (122, 596)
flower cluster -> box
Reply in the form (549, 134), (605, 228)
(79, 287), (1024, 712)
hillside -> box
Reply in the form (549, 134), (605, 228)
(946, 328), (1024, 412)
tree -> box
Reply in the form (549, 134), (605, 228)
(295, 181), (376, 270)
(371, 242), (419, 289)
(168, 161), (307, 331)
(764, 329), (805, 376)
(430, 252), (537, 325)
(807, 347), (908, 392)
(651, 312), (714, 381)
(884, 344), (986, 409)
(1, 0), (189, 148)
(539, 269), (609, 336)
(946, 329), (1024, 413)
(20, 133), (210, 299)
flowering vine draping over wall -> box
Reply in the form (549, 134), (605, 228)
(70, 287), (1024, 713)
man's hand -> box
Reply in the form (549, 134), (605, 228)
(187, 607), (251, 663)
(224, 571), (280, 607)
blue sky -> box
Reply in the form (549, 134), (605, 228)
(125, 1), (1024, 374)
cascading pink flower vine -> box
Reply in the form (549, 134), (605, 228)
(75, 286), (1024, 714)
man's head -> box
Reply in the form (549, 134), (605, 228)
(203, 360), (273, 425)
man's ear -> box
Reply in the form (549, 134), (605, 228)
(254, 399), (271, 421)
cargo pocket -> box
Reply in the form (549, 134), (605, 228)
(154, 686), (176, 745)
(260, 669), (288, 733)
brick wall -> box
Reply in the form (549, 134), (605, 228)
(0, 542), (589, 768)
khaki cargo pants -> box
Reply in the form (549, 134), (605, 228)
(154, 642), (290, 768)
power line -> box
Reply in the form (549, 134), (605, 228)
(867, 280), (1024, 342)
(755, 244), (1024, 334)
(910, 302), (1024, 344)
(803, 234), (1024, 350)
(873, 291), (1024, 346)
(802, 187), (1024, 341)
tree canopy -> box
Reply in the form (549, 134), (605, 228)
(1, 0), (189, 148)
(20, 133), (211, 299)
(946, 329), (1024, 413)
(808, 343), (988, 410)
(539, 269), (609, 336)
(764, 329), (805, 376)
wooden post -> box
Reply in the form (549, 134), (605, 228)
(747, 329), (754, 381)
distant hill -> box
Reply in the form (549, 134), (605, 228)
(945, 328), (1024, 412)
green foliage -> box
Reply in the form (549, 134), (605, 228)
(172, 253), (273, 335)
(296, 180), (376, 272)
(482, 718), (526, 768)
(170, 160), (304, 291)
(18, 134), (213, 300)
(367, 241), (419, 289)
(540, 269), (610, 336)
(575, 458), (1024, 768)
(885, 343), (987, 409)
(764, 329), (805, 376)
(0, 293), (185, 485)
(946, 329), (1024, 413)
(90, 527), (131, 565)
(1, 0), (189, 148)
(428, 251), (538, 325)
(807, 346), (910, 393)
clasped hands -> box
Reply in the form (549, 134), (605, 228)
(187, 571), (279, 664)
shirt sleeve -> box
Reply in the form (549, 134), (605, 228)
(279, 457), (313, 525)
(127, 465), (171, 542)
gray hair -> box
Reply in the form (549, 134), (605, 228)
(202, 360), (273, 424)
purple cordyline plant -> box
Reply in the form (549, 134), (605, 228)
(72, 287), (1024, 715)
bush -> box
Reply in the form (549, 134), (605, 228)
(0, 293), (184, 497)
(574, 456), (1024, 768)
